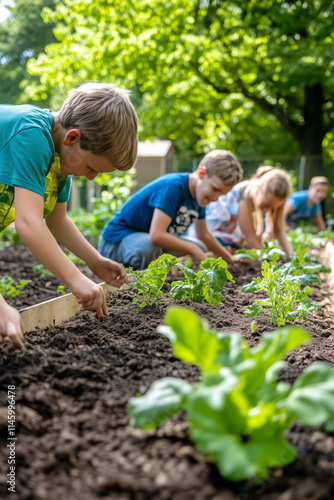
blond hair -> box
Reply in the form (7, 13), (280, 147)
(310, 176), (328, 187)
(58, 82), (138, 171)
(198, 149), (243, 186)
(244, 166), (292, 237)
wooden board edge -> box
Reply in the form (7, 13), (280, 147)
(20, 282), (130, 333)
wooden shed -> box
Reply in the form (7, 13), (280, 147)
(133, 139), (178, 192)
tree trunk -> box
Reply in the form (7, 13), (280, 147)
(298, 84), (325, 187)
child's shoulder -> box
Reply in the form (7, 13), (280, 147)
(290, 189), (308, 200)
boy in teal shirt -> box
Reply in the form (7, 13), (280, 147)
(0, 83), (138, 349)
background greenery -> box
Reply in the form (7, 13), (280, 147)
(1, 0), (334, 213)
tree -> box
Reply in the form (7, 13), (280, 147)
(27, 0), (334, 183)
(0, 0), (58, 106)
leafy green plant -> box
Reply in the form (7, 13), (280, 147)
(0, 276), (31, 299)
(65, 252), (85, 266)
(0, 227), (23, 247)
(127, 254), (179, 307)
(129, 307), (334, 482)
(169, 257), (234, 305)
(280, 247), (330, 285)
(235, 240), (286, 262)
(57, 285), (67, 295)
(242, 260), (318, 326)
(288, 225), (334, 251)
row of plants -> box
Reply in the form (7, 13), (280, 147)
(127, 242), (330, 329)
(129, 307), (334, 482)
(126, 232), (333, 482)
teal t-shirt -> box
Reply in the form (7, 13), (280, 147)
(0, 104), (72, 231)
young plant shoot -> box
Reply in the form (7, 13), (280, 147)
(127, 254), (179, 307)
(129, 307), (334, 482)
(169, 257), (234, 305)
(242, 260), (319, 326)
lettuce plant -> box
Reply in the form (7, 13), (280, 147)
(129, 307), (334, 482)
(280, 247), (330, 285)
(235, 241), (286, 262)
(127, 254), (179, 307)
(169, 257), (234, 305)
(242, 260), (319, 326)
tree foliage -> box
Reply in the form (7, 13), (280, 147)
(26, 0), (334, 179)
(0, 0), (59, 106)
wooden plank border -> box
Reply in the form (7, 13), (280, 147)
(19, 253), (211, 333)
(19, 282), (129, 333)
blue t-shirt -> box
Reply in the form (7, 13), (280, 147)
(102, 172), (206, 244)
(286, 190), (321, 224)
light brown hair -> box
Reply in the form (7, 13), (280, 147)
(58, 82), (138, 171)
(310, 176), (329, 188)
(198, 149), (243, 186)
(245, 166), (292, 236)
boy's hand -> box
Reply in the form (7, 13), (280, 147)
(71, 276), (108, 321)
(90, 256), (127, 288)
(0, 300), (25, 350)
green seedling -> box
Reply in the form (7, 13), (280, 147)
(242, 260), (319, 326)
(0, 276), (31, 299)
(288, 225), (334, 251)
(280, 247), (330, 285)
(170, 257), (234, 305)
(129, 307), (334, 482)
(235, 240), (286, 262)
(127, 254), (179, 307)
(57, 285), (67, 295)
(32, 264), (53, 276)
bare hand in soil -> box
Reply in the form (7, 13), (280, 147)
(73, 279), (108, 320)
(0, 300), (24, 350)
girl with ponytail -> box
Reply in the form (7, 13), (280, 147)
(205, 166), (292, 256)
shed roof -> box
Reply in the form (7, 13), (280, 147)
(138, 139), (174, 158)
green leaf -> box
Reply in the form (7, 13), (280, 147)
(283, 362), (334, 426)
(128, 377), (191, 430)
(158, 307), (224, 375)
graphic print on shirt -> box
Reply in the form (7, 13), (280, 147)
(168, 205), (199, 235)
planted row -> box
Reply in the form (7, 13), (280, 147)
(129, 307), (334, 482)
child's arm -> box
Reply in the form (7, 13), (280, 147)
(14, 187), (108, 320)
(273, 229), (293, 257)
(45, 202), (126, 287)
(238, 200), (262, 249)
(194, 219), (234, 264)
(315, 212), (327, 232)
(0, 295), (24, 350)
(149, 208), (208, 262)
(283, 199), (295, 219)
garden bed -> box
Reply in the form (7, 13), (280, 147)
(1, 244), (334, 500)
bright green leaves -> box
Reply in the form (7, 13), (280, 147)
(169, 257), (234, 304)
(127, 254), (179, 307)
(129, 307), (334, 481)
(283, 362), (334, 427)
(158, 307), (237, 376)
(0, 276), (31, 299)
(129, 255), (234, 307)
(235, 241), (286, 262)
(243, 260), (319, 326)
(128, 377), (191, 430)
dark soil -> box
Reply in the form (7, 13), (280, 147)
(1, 244), (334, 500)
